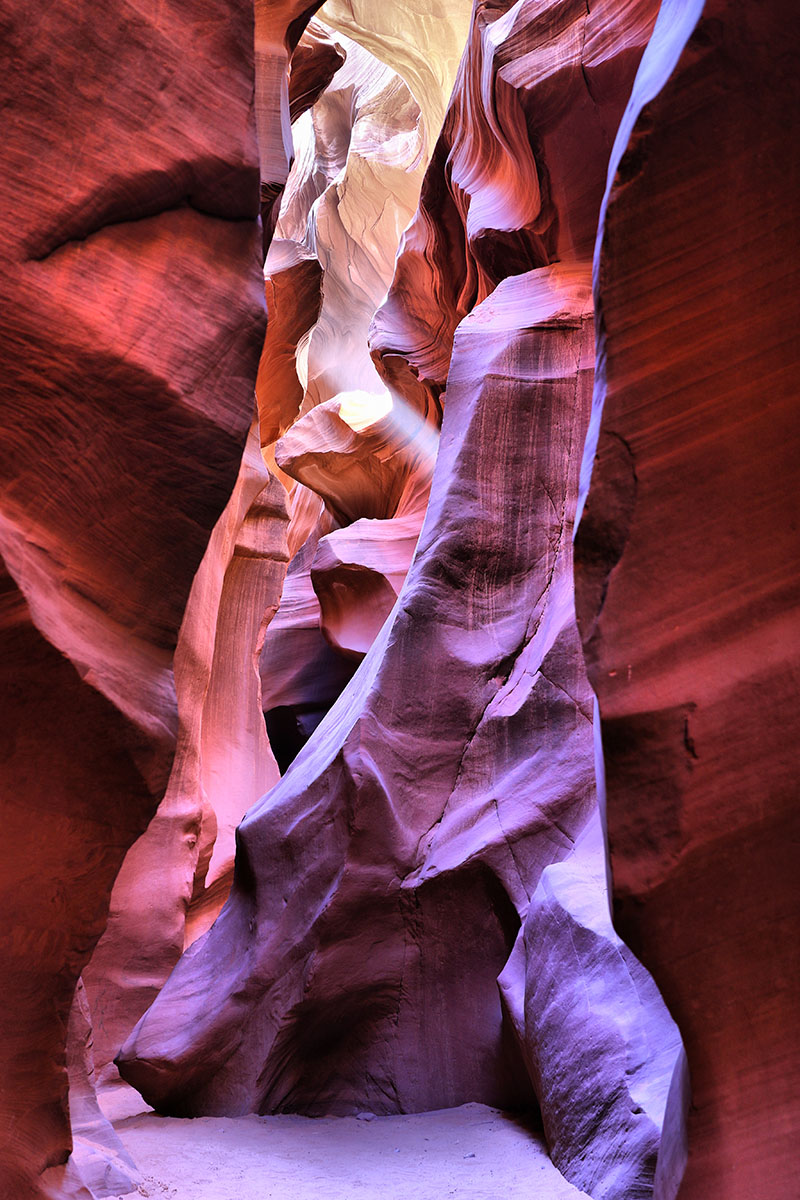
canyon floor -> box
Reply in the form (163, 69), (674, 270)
(104, 1088), (588, 1200)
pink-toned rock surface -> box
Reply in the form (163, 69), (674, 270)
(257, 244), (324, 446)
(319, 0), (473, 157)
(501, 812), (683, 1199)
(311, 513), (422, 658)
(256, 31), (440, 758)
(0, 0), (289, 1194)
(119, 7), (688, 1198)
(122, 264), (681, 1200)
(259, 0), (665, 767)
(83, 425), (290, 1082)
(45, 983), (141, 1198)
(0, 596), (162, 1200)
(288, 20), (348, 126)
(370, 0), (659, 424)
(77, 0), (329, 1122)
(574, 1), (800, 1196)
(271, 30), (425, 410)
(9, 0), (794, 1195)
(253, 0), (327, 246)
(119, 265), (599, 1117)
(267, 392), (434, 683)
(275, 396), (432, 526)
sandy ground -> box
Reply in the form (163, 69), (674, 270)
(104, 1088), (589, 1200)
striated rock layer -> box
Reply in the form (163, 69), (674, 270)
(319, 0), (473, 158)
(83, 425), (290, 1084)
(501, 812), (682, 1199)
(80, 0), (343, 1113)
(574, 0), (800, 1196)
(121, 264), (601, 1118)
(257, 28), (441, 761)
(370, 0), (660, 426)
(0, 0), (296, 1194)
(11, 0), (795, 1194)
(120, 5), (685, 1191)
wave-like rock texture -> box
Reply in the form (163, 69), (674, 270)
(49, 983), (141, 1198)
(120, 265), (598, 1114)
(501, 812), (682, 1198)
(574, 0), (800, 1196)
(270, 30), (424, 410)
(83, 425), (290, 1083)
(311, 512), (423, 658)
(260, 0), (665, 765)
(371, 0), (660, 402)
(78, 2), (336, 1115)
(272, 393), (435, 670)
(288, 20), (348, 125)
(319, 0), (473, 157)
(257, 30), (440, 758)
(120, 4), (688, 1197)
(253, 0), (327, 245)
(0, 0), (299, 1194)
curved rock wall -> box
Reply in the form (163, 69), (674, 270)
(119, 263), (601, 1119)
(0, 1), (311, 1195)
(257, 27), (441, 762)
(5, 0), (796, 1197)
(574, 0), (800, 1195)
(79, 0), (341, 1116)
(82, 424), (290, 1085)
(119, 5), (686, 1199)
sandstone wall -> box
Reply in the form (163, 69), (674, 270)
(0, 1), (309, 1195)
(574, 0), (800, 1194)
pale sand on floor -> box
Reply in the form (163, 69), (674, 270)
(104, 1089), (589, 1200)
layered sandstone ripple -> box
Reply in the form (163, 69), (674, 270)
(0, 0), (304, 1195)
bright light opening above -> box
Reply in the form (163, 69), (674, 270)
(337, 388), (394, 432)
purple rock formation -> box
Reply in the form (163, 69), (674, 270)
(118, 5), (690, 1198)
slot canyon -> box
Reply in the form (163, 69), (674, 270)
(0, 0), (797, 1197)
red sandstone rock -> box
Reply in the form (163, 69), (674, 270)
(274, 31), (425, 411)
(260, 540), (358, 771)
(0, 576), (162, 1200)
(119, 10), (686, 1200)
(121, 261), (680, 1200)
(254, 0), (327, 246)
(42, 982), (141, 1198)
(288, 20), (348, 125)
(573, 1), (800, 1195)
(118, 267), (601, 1120)
(83, 425), (290, 1081)
(257, 243), (324, 447)
(0, 0), (308, 1193)
(255, 32), (438, 752)
(320, 0), (472, 157)
(501, 812), (683, 1199)
(13, 0), (791, 1194)
(275, 394), (432, 525)
(311, 513), (422, 658)
(371, 0), (659, 421)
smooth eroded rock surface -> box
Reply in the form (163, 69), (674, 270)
(0, 0), (268, 1194)
(119, 266), (599, 1120)
(574, 0), (800, 1195)
(119, 5), (686, 1198)
(10, 0), (792, 1195)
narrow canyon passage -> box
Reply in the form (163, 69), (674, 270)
(0, 1), (797, 1199)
